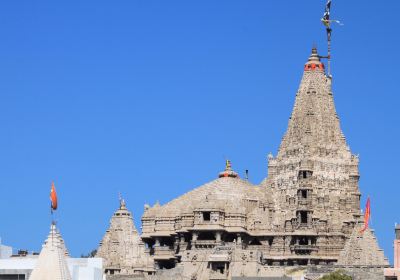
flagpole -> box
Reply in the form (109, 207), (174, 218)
(321, 0), (334, 78)
(327, 29), (331, 77)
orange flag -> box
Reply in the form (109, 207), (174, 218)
(360, 197), (371, 234)
(50, 182), (58, 211)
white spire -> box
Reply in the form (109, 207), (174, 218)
(29, 224), (71, 280)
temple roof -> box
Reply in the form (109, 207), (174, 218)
(338, 225), (389, 266)
(218, 160), (239, 178)
(143, 162), (261, 218)
(29, 224), (71, 280)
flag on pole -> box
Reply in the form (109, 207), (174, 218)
(321, 0), (343, 30)
(50, 182), (58, 212)
(360, 197), (371, 234)
(321, 0), (332, 28)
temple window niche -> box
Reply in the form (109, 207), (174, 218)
(299, 189), (308, 199)
(298, 170), (313, 180)
(202, 212), (211, 221)
(297, 211), (309, 224)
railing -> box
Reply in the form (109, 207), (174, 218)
(298, 198), (312, 206)
(209, 271), (229, 280)
(192, 240), (221, 248)
(296, 223), (313, 230)
(290, 244), (318, 251)
(153, 246), (175, 259)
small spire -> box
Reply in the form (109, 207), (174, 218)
(304, 47), (325, 72)
(219, 159), (238, 178)
(309, 47), (321, 62)
(118, 193), (126, 210)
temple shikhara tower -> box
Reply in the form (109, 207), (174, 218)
(97, 198), (154, 276)
(29, 224), (71, 280)
(97, 48), (389, 280)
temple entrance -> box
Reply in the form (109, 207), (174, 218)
(157, 259), (176, 270)
(208, 262), (229, 279)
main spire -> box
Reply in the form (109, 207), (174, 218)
(277, 47), (349, 160)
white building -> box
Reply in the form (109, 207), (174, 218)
(0, 225), (104, 280)
(0, 255), (103, 280)
(0, 239), (12, 259)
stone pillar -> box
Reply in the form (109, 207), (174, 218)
(237, 234), (242, 245)
(224, 263), (227, 275)
(215, 232), (222, 242)
(192, 232), (198, 241)
(155, 237), (160, 247)
(154, 262), (160, 269)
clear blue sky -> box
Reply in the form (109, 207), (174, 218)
(0, 0), (399, 263)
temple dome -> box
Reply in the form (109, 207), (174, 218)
(143, 162), (262, 218)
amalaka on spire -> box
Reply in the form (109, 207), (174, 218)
(304, 47), (325, 72)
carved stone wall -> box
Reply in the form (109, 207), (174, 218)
(99, 48), (388, 280)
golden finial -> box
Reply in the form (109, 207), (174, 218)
(219, 159), (238, 178)
(225, 159), (232, 171)
(118, 192), (126, 210)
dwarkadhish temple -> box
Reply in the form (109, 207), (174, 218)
(96, 48), (390, 280)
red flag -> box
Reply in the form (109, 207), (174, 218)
(360, 197), (371, 234)
(50, 182), (58, 211)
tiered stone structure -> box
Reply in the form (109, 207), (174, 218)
(98, 48), (389, 280)
(29, 224), (71, 280)
(96, 198), (154, 277)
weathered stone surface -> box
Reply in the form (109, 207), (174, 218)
(99, 48), (388, 280)
(97, 198), (154, 276)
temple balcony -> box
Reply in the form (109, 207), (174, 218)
(298, 198), (312, 206)
(153, 246), (175, 260)
(298, 177), (313, 187)
(290, 244), (318, 252)
(193, 222), (225, 230)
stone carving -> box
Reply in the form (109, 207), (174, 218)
(96, 198), (154, 276)
(98, 48), (388, 280)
